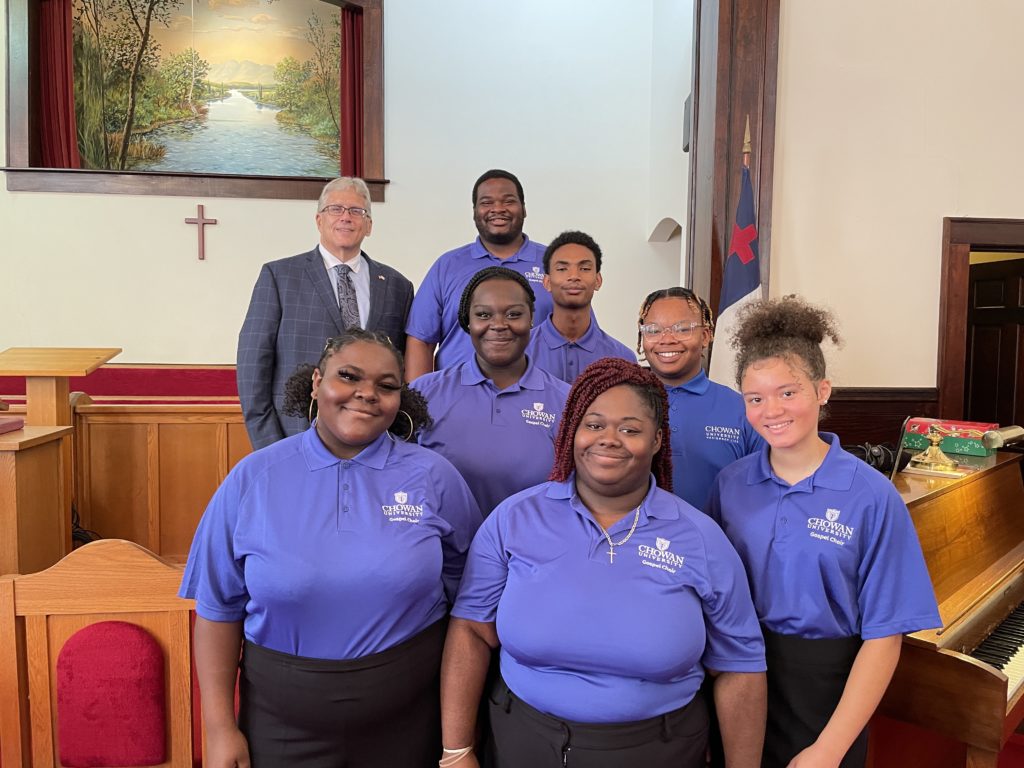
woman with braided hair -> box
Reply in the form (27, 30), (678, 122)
(182, 328), (481, 768)
(638, 287), (763, 511)
(707, 297), (940, 768)
(440, 357), (767, 768)
(412, 265), (571, 516)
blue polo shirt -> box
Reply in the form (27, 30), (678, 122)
(453, 476), (765, 723)
(180, 427), (481, 659)
(412, 357), (569, 516)
(665, 370), (764, 511)
(707, 434), (941, 640)
(404, 236), (553, 370)
(526, 313), (636, 384)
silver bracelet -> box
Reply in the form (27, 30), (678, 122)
(439, 745), (474, 767)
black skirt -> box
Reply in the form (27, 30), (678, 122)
(762, 629), (865, 768)
(238, 618), (446, 768)
(487, 674), (709, 768)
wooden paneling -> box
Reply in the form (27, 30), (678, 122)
(0, 427), (72, 576)
(824, 387), (940, 447)
(74, 405), (251, 561)
(13, 441), (66, 575)
(688, 0), (780, 303)
(80, 423), (149, 543)
(227, 422), (252, 470)
(158, 424), (222, 561)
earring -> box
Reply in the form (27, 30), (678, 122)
(391, 410), (415, 441)
(309, 375), (318, 423)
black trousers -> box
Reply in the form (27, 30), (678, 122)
(487, 675), (709, 768)
(762, 629), (865, 768)
(238, 619), (446, 768)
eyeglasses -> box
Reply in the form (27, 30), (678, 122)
(320, 204), (370, 219)
(639, 321), (704, 339)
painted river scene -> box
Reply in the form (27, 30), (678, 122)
(72, 0), (341, 177)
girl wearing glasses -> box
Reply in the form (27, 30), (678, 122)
(637, 288), (763, 511)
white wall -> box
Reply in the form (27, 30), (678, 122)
(0, 0), (688, 364)
(647, 0), (692, 277)
(771, 0), (1024, 387)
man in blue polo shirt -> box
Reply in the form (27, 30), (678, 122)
(526, 230), (635, 383)
(404, 169), (553, 379)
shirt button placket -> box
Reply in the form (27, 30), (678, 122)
(339, 462), (352, 527)
(775, 487), (789, 542)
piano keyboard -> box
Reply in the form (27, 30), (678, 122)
(970, 604), (1024, 691)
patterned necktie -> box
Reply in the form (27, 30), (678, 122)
(335, 264), (361, 329)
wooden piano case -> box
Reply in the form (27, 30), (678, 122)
(876, 453), (1024, 767)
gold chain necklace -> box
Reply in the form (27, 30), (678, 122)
(600, 507), (641, 564)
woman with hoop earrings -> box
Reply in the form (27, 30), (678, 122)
(181, 328), (481, 768)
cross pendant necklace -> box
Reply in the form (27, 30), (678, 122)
(600, 507), (641, 564)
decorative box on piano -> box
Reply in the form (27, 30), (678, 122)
(904, 417), (999, 456)
(878, 452), (1024, 768)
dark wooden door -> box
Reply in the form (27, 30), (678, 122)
(965, 257), (1024, 425)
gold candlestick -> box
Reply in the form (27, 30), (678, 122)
(909, 425), (958, 472)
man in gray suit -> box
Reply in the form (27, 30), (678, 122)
(237, 177), (414, 449)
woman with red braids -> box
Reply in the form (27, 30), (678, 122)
(440, 358), (767, 768)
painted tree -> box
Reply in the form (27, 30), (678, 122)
(163, 48), (210, 109)
(305, 10), (340, 137)
(74, 0), (116, 167)
(274, 56), (310, 111)
(108, 0), (182, 169)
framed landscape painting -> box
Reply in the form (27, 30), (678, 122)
(73, 0), (342, 177)
(4, 0), (384, 200)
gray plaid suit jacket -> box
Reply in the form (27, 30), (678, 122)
(237, 247), (414, 449)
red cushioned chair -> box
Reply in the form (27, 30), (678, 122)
(0, 539), (196, 767)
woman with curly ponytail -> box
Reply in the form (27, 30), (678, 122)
(707, 296), (940, 768)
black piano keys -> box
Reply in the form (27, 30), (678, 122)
(970, 604), (1024, 670)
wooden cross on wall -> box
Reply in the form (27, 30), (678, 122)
(185, 204), (218, 260)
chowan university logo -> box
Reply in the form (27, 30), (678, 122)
(637, 537), (686, 574)
(807, 507), (856, 546)
(522, 401), (557, 428)
(704, 425), (742, 444)
(381, 491), (424, 523)
(525, 265), (545, 284)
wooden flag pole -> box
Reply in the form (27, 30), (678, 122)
(742, 115), (752, 169)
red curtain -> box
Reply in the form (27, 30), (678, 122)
(341, 6), (364, 178)
(39, 0), (82, 168)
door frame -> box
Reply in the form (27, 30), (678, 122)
(938, 218), (1024, 419)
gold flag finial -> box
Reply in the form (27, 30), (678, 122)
(742, 115), (752, 155)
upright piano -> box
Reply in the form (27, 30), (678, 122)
(878, 452), (1024, 767)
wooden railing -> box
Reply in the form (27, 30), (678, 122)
(73, 397), (252, 562)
